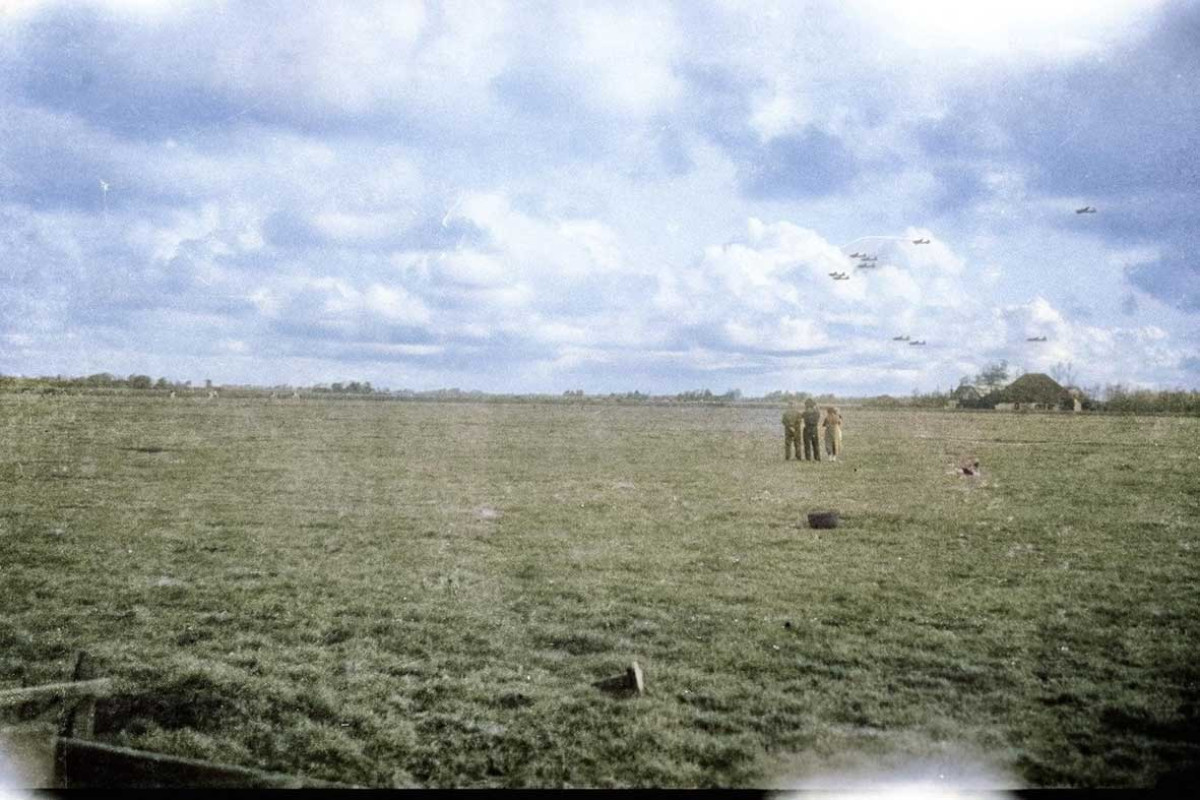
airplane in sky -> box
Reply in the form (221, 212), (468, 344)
(1026, 336), (1048, 342)
(912, 238), (931, 244)
(856, 261), (877, 269)
(859, 255), (878, 262)
(892, 335), (910, 341)
(908, 340), (927, 346)
(831, 272), (850, 281)
(1075, 206), (1097, 214)
(848, 251), (865, 258)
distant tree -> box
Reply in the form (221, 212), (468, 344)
(864, 394), (901, 408)
(1050, 361), (1078, 388)
(127, 374), (152, 390)
(977, 360), (1010, 391)
(154, 377), (170, 390)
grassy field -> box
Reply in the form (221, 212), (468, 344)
(2, 393), (1198, 788)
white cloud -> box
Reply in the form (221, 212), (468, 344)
(363, 284), (431, 325)
(724, 316), (829, 351)
(432, 249), (511, 289)
(855, 0), (1166, 63)
(201, 3), (507, 121)
(312, 212), (400, 243)
(568, 4), (683, 117)
(271, 275), (432, 330)
(445, 191), (644, 294)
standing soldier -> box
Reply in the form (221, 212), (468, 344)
(781, 401), (803, 460)
(823, 406), (843, 461)
(802, 399), (822, 461)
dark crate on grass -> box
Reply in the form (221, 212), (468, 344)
(807, 511), (840, 529)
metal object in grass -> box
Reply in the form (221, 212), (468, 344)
(593, 661), (645, 696)
(807, 511), (840, 529)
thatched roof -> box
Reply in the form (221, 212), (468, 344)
(996, 373), (1068, 404)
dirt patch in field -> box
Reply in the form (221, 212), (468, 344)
(474, 506), (502, 522)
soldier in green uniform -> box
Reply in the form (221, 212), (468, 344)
(781, 402), (803, 460)
(801, 399), (822, 461)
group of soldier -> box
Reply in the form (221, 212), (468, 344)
(781, 398), (843, 462)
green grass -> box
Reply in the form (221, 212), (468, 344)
(2, 394), (1198, 787)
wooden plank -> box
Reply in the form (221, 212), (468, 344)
(54, 737), (352, 788)
(60, 651), (96, 738)
(61, 697), (95, 739)
(0, 679), (114, 708)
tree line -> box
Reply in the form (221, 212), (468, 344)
(2, 371), (1197, 413)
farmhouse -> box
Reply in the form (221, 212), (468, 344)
(949, 384), (984, 408)
(953, 384), (984, 402)
(948, 382), (993, 409)
(988, 373), (1073, 410)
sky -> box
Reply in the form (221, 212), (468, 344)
(1, 0), (1198, 396)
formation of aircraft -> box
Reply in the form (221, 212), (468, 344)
(831, 210), (1103, 358)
